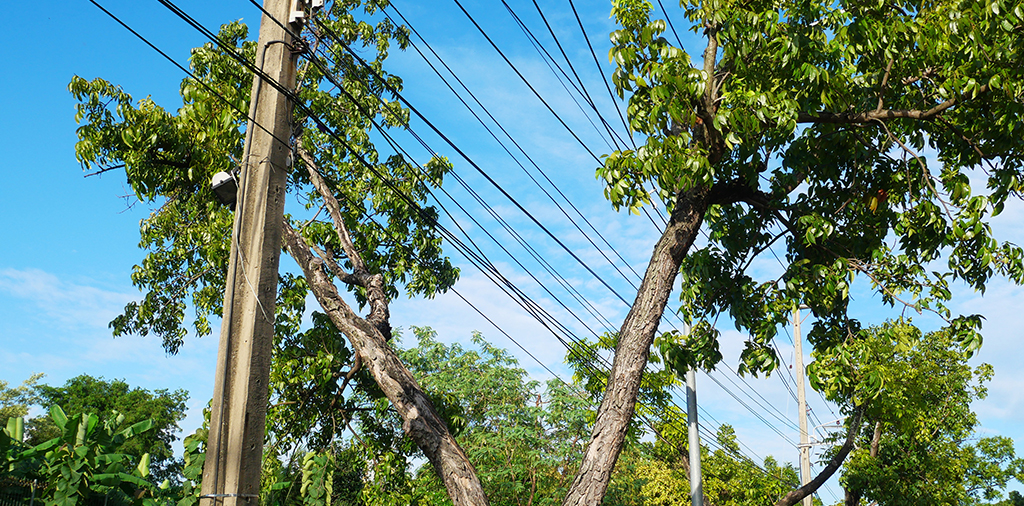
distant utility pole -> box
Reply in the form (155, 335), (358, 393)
(200, 1), (302, 505)
(792, 305), (812, 506)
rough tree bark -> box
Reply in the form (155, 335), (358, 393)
(561, 187), (711, 506)
(281, 148), (489, 506)
(283, 224), (489, 506)
(844, 421), (882, 506)
(561, 21), (726, 506)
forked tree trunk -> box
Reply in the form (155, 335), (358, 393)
(283, 224), (489, 506)
(562, 188), (710, 506)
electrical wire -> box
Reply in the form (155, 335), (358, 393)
(306, 18), (810, 467)
(385, 1), (646, 288)
(119, 0), (816, 483)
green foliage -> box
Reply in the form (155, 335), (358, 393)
(29, 376), (187, 484)
(0, 374), (44, 422)
(174, 407), (207, 506)
(68, 20), (251, 352)
(703, 430), (801, 506)
(996, 490), (1024, 506)
(70, 5), (460, 501)
(300, 451), (333, 506)
(806, 320), (1021, 505)
(603, 424), (801, 506)
(70, 2), (456, 356)
(603, 0), (1024, 379)
(3, 407), (158, 506)
(402, 327), (585, 506)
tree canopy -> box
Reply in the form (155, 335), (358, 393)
(0, 374), (43, 422)
(20, 375), (188, 484)
(567, 0), (1024, 503)
(66, 0), (1024, 505)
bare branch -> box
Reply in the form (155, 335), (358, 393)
(84, 164), (125, 178)
(798, 84), (989, 124)
(296, 140), (367, 274)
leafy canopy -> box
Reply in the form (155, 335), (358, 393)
(602, 0), (1024, 376)
(27, 375), (188, 484)
(69, 3), (457, 355)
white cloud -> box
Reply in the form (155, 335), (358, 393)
(0, 267), (136, 329)
(0, 267), (219, 456)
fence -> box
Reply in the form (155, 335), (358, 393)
(0, 477), (36, 506)
(0, 478), (140, 506)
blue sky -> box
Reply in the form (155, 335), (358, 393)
(1, 0), (1022, 502)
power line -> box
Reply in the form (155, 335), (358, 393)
(705, 371), (799, 448)
(135, 0), (810, 481)
(450, 0), (604, 165)
(309, 16), (810, 465)
(385, 1), (646, 289)
(565, 0), (634, 149)
(501, 0), (630, 151)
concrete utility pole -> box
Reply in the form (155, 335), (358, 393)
(792, 305), (812, 506)
(200, 1), (301, 505)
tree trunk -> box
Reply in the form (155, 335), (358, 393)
(561, 188), (709, 506)
(844, 421), (881, 506)
(282, 224), (489, 506)
(777, 409), (865, 506)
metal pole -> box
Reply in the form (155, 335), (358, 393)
(199, 1), (301, 506)
(685, 324), (703, 506)
(686, 369), (703, 506)
(793, 305), (812, 506)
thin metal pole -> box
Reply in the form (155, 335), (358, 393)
(685, 324), (703, 506)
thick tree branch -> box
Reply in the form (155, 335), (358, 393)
(296, 142), (366, 274)
(845, 421), (882, 506)
(776, 407), (865, 506)
(308, 241), (360, 286)
(798, 84), (989, 124)
(296, 143), (391, 340)
(562, 186), (710, 506)
(282, 221), (489, 506)
(697, 23), (723, 153)
(708, 179), (774, 210)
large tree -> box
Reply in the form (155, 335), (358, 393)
(564, 0), (1024, 504)
(71, 0), (1024, 505)
(71, 3), (485, 503)
(25, 375), (188, 483)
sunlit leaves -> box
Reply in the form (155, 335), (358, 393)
(810, 321), (1019, 506)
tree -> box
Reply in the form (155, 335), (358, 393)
(0, 374), (43, 421)
(71, 1), (1024, 505)
(26, 375), (187, 484)
(997, 491), (1024, 506)
(400, 327), (590, 506)
(70, 3), (485, 503)
(565, 0), (1024, 504)
(809, 321), (1024, 506)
